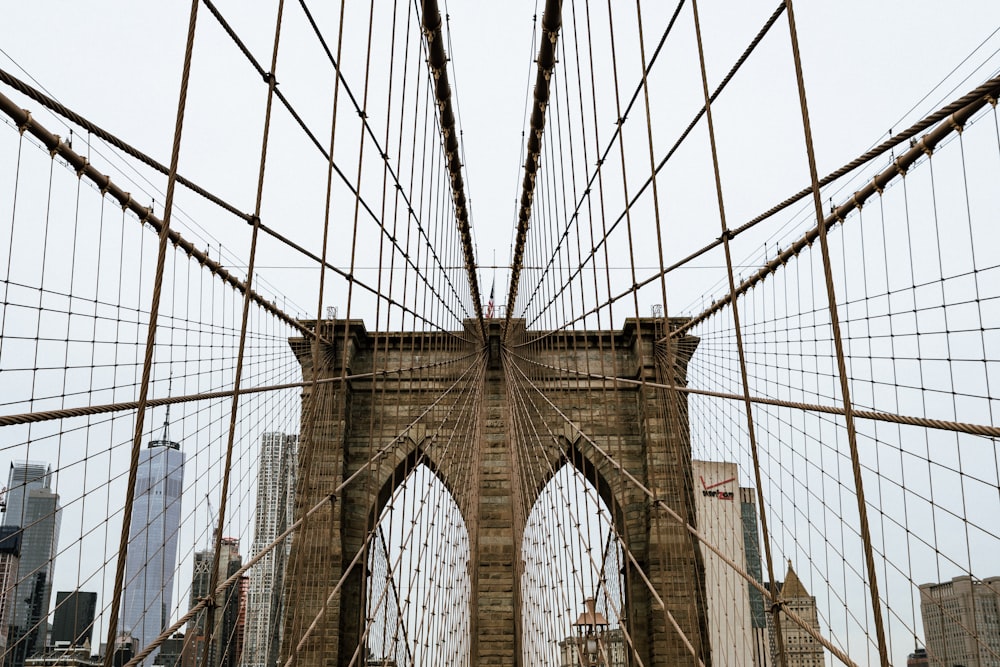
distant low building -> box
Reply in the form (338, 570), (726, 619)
(50, 592), (97, 649)
(151, 633), (185, 667)
(906, 647), (929, 666)
(111, 635), (137, 667)
(558, 599), (626, 667)
(920, 575), (1000, 667)
(24, 646), (100, 667)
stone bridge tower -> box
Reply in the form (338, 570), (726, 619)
(280, 318), (708, 666)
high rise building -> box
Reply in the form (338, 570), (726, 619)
(50, 591), (97, 649)
(919, 574), (1000, 667)
(120, 411), (185, 667)
(3, 462), (61, 667)
(766, 561), (825, 667)
(740, 488), (771, 667)
(0, 526), (23, 653)
(692, 460), (754, 666)
(234, 577), (247, 667)
(184, 539), (243, 667)
(243, 433), (297, 667)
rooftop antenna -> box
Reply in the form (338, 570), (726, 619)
(205, 493), (216, 550)
(161, 374), (173, 442)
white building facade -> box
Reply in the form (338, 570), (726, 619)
(920, 575), (1000, 667)
(692, 460), (755, 667)
(243, 433), (298, 667)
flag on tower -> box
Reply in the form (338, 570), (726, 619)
(486, 279), (495, 318)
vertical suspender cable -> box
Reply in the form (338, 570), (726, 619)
(202, 3), (287, 667)
(781, 2), (890, 665)
(504, 0), (562, 337)
(421, 0), (485, 340)
(686, 0), (789, 663)
(104, 3), (201, 665)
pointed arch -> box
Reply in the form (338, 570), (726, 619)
(365, 461), (471, 666)
(519, 447), (632, 666)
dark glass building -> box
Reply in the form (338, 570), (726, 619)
(51, 591), (97, 648)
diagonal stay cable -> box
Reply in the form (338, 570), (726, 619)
(0, 65), (249, 222)
(0, 88), (313, 338)
(420, 0), (485, 335)
(516, 0), (690, 322)
(292, 0), (468, 320)
(104, 3), (200, 664)
(124, 353), (484, 667)
(520, 2), (786, 326)
(509, 350), (1000, 439)
(0, 4), (473, 333)
(670, 75), (1000, 339)
(0, 87), (471, 341)
(504, 352), (860, 667)
(515, 73), (1000, 350)
(504, 356), (670, 665)
(0, 353), (477, 427)
(343, 357), (483, 665)
(125, 483), (337, 667)
(526, 10), (1000, 334)
(505, 0), (562, 333)
(285, 353), (487, 663)
(505, 0), (562, 332)
(333, 352), (484, 496)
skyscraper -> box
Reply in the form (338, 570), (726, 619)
(243, 433), (297, 667)
(120, 411), (185, 667)
(919, 575), (1000, 667)
(3, 462), (61, 667)
(184, 539), (243, 667)
(740, 488), (771, 667)
(692, 460), (754, 666)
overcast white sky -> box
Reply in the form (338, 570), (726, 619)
(2, 1), (998, 318)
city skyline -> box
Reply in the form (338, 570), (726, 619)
(4, 449), (999, 667)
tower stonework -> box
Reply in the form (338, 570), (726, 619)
(281, 318), (708, 666)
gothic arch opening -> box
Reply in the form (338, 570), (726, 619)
(365, 462), (470, 666)
(521, 462), (629, 666)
